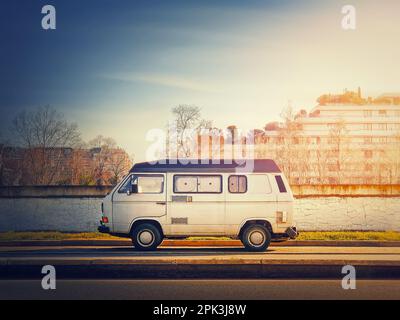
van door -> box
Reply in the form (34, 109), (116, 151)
(112, 173), (167, 234)
(167, 173), (225, 235)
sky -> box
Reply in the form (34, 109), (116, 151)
(1, 0), (400, 161)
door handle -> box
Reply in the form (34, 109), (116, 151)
(156, 202), (166, 205)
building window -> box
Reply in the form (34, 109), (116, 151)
(365, 164), (373, 172)
(364, 110), (372, 117)
(380, 164), (388, 171)
(377, 137), (388, 144)
(364, 137), (372, 144)
(377, 123), (387, 130)
(363, 123), (372, 130)
(228, 175), (247, 193)
(379, 110), (387, 116)
(174, 175), (222, 193)
(364, 150), (373, 159)
(328, 164), (339, 172)
(292, 137), (300, 145)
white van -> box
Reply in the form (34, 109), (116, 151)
(98, 159), (297, 252)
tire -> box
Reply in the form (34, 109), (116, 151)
(131, 223), (162, 251)
(241, 224), (271, 252)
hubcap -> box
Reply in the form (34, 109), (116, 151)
(138, 230), (154, 246)
(249, 231), (264, 246)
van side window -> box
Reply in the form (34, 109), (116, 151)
(174, 175), (222, 193)
(275, 175), (287, 193)
(228, 175), (247, 193)
(118, 175), (164, 194)
(137, 176), (164, 193)
(198, 176), (221, 193)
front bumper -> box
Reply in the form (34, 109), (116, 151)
(98, 223), (110, 234)
(285, 226), (298, 239)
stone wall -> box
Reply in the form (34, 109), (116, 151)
(0, 198), (103, 232)
(0, 186), (399, 232)
(0, 197), (399, 232)
(294, 197), (400, 231)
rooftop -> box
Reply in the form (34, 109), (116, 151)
(130, 159), (281, 173)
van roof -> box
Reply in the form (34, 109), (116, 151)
(130, 159), (281, 173)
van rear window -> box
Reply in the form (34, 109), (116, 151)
(275, 176), (287, 193)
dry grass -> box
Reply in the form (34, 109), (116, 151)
(0, 231), (120, 241)
(0, 231), (399, 241)
(297, 231), (400, 241)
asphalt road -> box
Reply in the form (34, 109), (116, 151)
(1, 246), (399, 280)
(1, 279), (400, 300)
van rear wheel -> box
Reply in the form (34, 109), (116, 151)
(131, 223), (162, 251)
(241, 224), (271, 252)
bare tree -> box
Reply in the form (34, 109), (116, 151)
(87, 135), (132, 185)
(275, 106), (304, 185)
(327, 120), (350, 184)
(87, 135), (115, 185)
(12, 106), (81, 185)
(170, 105), (212, 158)
(88, 135), (117, 149)
(383, 131), (400, 184)
(68, 148), (94, 185)
(313, 141), (330, 184)
(108, 150), (132, 185)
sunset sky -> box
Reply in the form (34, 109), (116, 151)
(1, 0), (400, 161)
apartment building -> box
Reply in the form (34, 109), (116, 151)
(258, 90), (400, 184)
(193, 89), (400, 185)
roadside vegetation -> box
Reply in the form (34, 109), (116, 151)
(0, 231), (120, 241)
(0, 231), (399, 241)
(296, 231), (400, 241)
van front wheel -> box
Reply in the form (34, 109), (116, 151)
(131, 223), (162, 251)
(241, 224), (271, 252)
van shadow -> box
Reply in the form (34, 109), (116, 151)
(108, 246), (276, 256)
(0, 247), (274, 257)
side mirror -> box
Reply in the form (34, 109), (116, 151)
(125, 176), (138, 196)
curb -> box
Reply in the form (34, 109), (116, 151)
(0, 239), (399, 247)
(1, 259), (399, 279)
